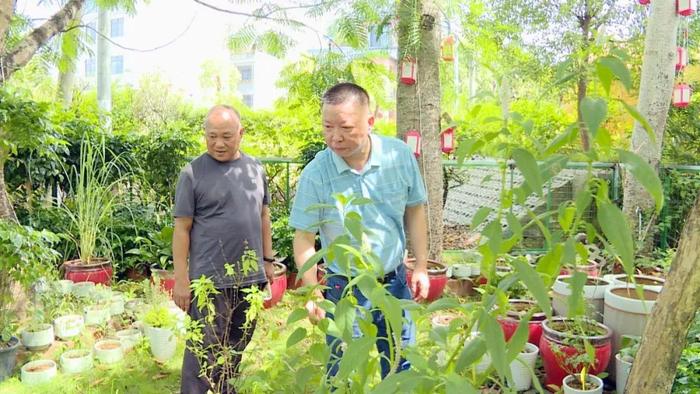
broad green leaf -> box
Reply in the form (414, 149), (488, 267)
(595, 61), (614, 96)
(297, 249), (326, 276)
(558, 203), (576, 233)
(505, 310), (533, 363)
(286, 308), (309, 325)
(425, 297), (464, 313)
(595, 128), (612, 152)
(566, 272), (587, 317)
(575, 188), (592, 221)
(479, 312), (510, 382)
(617, 99), (656, 144)
(580, 97), (607, 137)
(512, 148), (543, 197)
(335, 298), (356, 341)
(536, 245), (563, 280)
(456, 138), (485, 164)
(471, 207), (492, 229)
(455, 334), (487, 372)
(597, 201), (635, 273)
(336, 336), (374, 380)
(512, 259), (552, 318)
(286, 327), (307, 348)
(597, 56), (633, 93)
(617, 149), (664, 212)
(445, 373), (478, 394)
(506, 212), (523, 238)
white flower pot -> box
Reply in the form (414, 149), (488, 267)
(145, 325), (177, 362)
(509, 342), (539, 391)
(54, 279), (74, 295)
(552, 275), (610, 322)
(54, 315), (84, 340)
(116, 328), (142, 351)
(615, 353), (633, 393)
(20, 324), (54, 351)
(60, 349), (93, 374)
(562, 374), (603, 394)
(610, 274), (664, 292)
(604, 285), (659, 378)
(21, 359), (57, 385)
(451, 264), (472, 279)
(72, 282), (95, 298)
(91, 285), (113, 302)
(84, 305), (111, 326)
(94, 339), (123, 365)
(110, 293), (125, 316)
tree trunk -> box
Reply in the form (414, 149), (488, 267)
(97, 5), (112, 132)
(622, 0), (680, 252)
(626, 193), (700, 393)
(0, 158), (17, 222)
(396, 0), (443, 261)
(0, 0), (85, 83)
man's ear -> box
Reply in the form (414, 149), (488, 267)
(240, 127), (245, 136)
(368, 116), (375, 127)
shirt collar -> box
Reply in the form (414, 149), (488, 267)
(330, 133), (382, 174)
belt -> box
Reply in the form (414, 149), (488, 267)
(328, 268), (401, 284)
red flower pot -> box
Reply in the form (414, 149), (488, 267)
(560, 260), (599, 277)
(63, 259), (112, 286)
(151, 268), (175, 296)
(497, 299), (546, 346)
(264, 262), (287, 309)
(286, 272), (302, 290)
(405, 258), (448, 302)
(539, 317), (613, 388)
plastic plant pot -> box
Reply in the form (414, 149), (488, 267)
(562, 374), (604, 394)
(509, 342), (539, 391)
(405, 258), (448, 302)
(263, 261), (287, 309)
(116, 328), (142, 351)
(84, 304), (111, 326)
(60, 349), (93, 374)
(54, 314), (84, 340)
(145, 326), (176, 362)
(94, 339), (124, 365)
(72, 281), (96, 298)
(20, 324), (54, 351)
(552, 275), (611, 322)
(560, 260), (600, 278)
(0, 336), (21, 382)
(54, 279), (74, 295)
(20, 359), (57, 385)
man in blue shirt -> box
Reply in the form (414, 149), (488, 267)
(289, 82), (430, 380)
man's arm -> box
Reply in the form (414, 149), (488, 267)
(173, 216), (193, 312)
(293, 229), (325, 323)
(261, 205), (275, 283)
(405, 204), (430, 301)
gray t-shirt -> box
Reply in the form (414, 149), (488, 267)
(174, 152), (269, 288)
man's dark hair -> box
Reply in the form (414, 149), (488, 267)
(322, 82), (370, 107)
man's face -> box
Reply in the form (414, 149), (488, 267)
(322, 99), (373, 161)
(205, 110), (243, 162)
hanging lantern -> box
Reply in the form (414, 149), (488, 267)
(639, 0), (650, 4)
(400, 58), (417, 85)
(677, 0), (697, 16)
(440, 127), (455, 154)
(672, 83), (691, 108)
(441, 36), (455, 62)
(405, 130), (421, 156)
(676, 47), (689, 71)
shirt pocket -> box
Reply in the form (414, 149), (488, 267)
(377, 180), (408, 216)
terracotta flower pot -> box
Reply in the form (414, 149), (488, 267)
(286, 272), (302, 290)
(497, 299), (546, 346)
(63, 258), (113, 286)
(539, 317), (612, 388)
(405, 258), (448, 302)
(150, 267), (175, 296)
(263, 261), (287, 309)
(560, 260), (599, 278)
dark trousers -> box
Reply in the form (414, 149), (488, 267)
(180, 286), (258, 394)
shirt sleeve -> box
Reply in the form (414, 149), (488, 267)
(289, 166), (321, 233)
(261, 164), (270, 206)
(406, 150), (427, 207)
(173, 165), (195, 218)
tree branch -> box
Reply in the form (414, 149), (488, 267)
(1, 0), (85, 83)
(0, 0), (12, 52)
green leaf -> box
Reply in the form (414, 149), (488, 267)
(336, 336), (375, 380)
(558, 203), (576, 233)
(504, 310), (533, 363)
(597, 201), (635, 275)
(334, 298), (356, 341)
(286, 308), (309, 325)
(445, 373), (478, 394)
(471, 207), (492, 229)
(595, 62), (614, 96)
(455, 335), (487, 372)
(580, 97), (607, 137)
(595, 128), (612, 152)
(286, 327), (307, 348)
(597, 56), (633, 92)
(512, 259), (552, 318)
(512, 148), (543, 197)
(479, 312), (510, 382)
(617, 99), (656, 144)
(545, 125), (578, 155)
(455, 138), (485, 164)
(536, 245), (563, 281)
(617, 150), (664, 212)
(297, 249), (326, 277)
(566, 272), (588, 317)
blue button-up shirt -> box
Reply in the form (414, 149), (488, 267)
(289, 134), (427, 274)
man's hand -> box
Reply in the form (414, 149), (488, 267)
(411, 266), (430, 302)
(305, 290), (326, 324)
(173, 274), (191, 312)
(264, 261), (275, 284)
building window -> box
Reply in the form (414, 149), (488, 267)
(111, 55), (124, 74)
(369, 26), (389, 49)
(111, 17), (124, 38)
(237, 65), (253, 82)
(242, 94), (254, 107)
(85, 58), (96, 77)
(87, 21), (97, 41)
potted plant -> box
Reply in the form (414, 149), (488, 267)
(115, 327), (142, 351)
(405, 258), (448, 302)
(603, 285), (659, 363)
(61, 139), (128, 286)
(110, 291), (125, 316)
(509, 342), (540, 391)
(0, 221), (59, 382)
(539, 316), (613, 388)
(498, 299), (546, 345)
(54, 314), (84, 340)
(263, 261), (288, 309)
(552, 275), (611, 322)
(615, 335), (640, 393)
(20, 305), (54, 351)
(127, 226), (175, 294)
(20, 359), (58, 385)
(562, 369), (604, 394)
(83, 302), (111, 326)
(142, 304), (178, 362)
(60, 348), (93, 374)
(94, 339), (124, 364)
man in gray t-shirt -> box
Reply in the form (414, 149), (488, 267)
(173, 105), (275, 394)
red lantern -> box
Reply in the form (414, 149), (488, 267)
(639, 0), (650, 4)
(400, 58), (417, 85)
(672, 83), (691, 108)
(441, 36), (455, 62)
(440, 127), (455, 154)
(405, 130), (421, 157)
(676, 47), (689, 71)
(677, 0), (696, 16)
